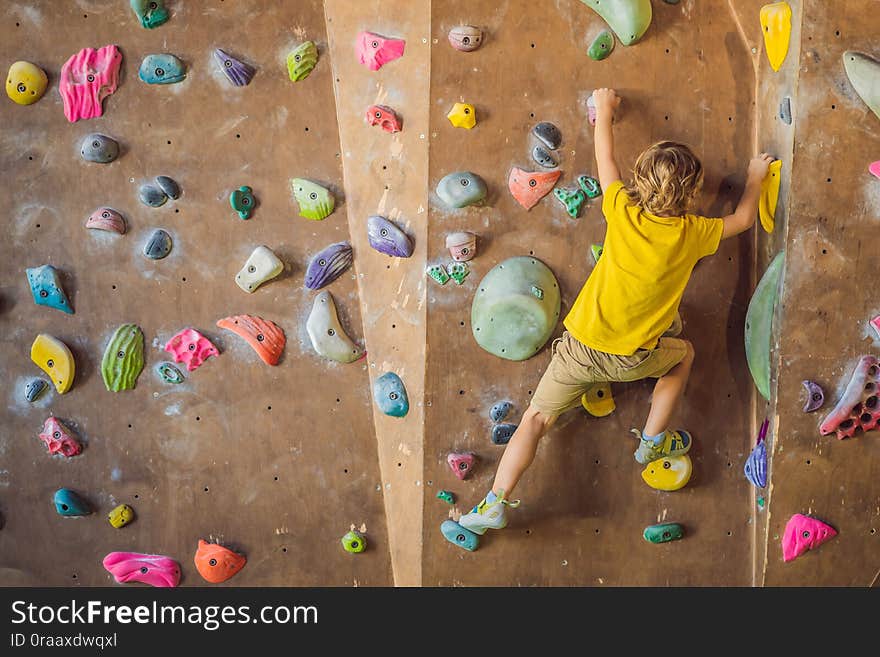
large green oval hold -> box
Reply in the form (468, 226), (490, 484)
(102, 324), (145, 392)
(843, 51), (880, 120)
(745, 252), (785, 400)
(580, 0), (652, 46)
(471, 257), (561, 361)
(588, 30), (615, 60)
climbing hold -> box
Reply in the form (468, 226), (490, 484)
(447, 102), (476, 129)
(508, 168), (562, 210)
(532, 146), (557, 169)
(138, 184), (167, 208)
(446, 232), (476, 262)
(843, 51), (880, 121)
(306, 291), (365, 364)
(143, 229), (173, 259)
(235, 245), (283, 293)
(779, 96), (792, 124)
(490, 401), (512, 422)
(290, 178), (335, 221)
(230, 186), (256, 219)
(436, 171), (488, 209)
(580, 0), (652, 46)
(103, 552), (180, 587)
(819, 355), (880, 439)
(782, 514), (837, 562)
(532, 122), (561, 150)
(80, 133), (119, 164)
(758, 160), (782, 233)
(744, 418), (768, 489)
(472, 257), (561, 361)
(441, 520), (479, 551)
(356, 31), (405, 71)
(367, 215), (413, 258)
(760, 2), (792, 72)
(643, 522), (684, 544)
(39, 417), (82, 457)
(342, 530), (366, 554)
(641, 454), (692, 491)
(6, 61), (48, 105)
(214, 48), (255, 86)
(591, 244), (604, 262)
(373, 372), (409, 418)
(447, 452), (474, 480)
(155, 361), (184, 384)
(101, 324), (144, 392)
(54, 489), (91, 516)
(288, 41), (318, 82)
(448, 26), (483, 52)
(59, 45), (122, 123)
(427, 264), (451, 285)
(155, 175), (180, 200)
(553, 186), (587, 218)
(366, 104), (402, 133)
(801, 380), (824, 412)
(164, 328), (219, 371)
(447, 261), (470, 285)
(745, 252), (785, 400)
(492, 423), (517, 445)
(31, 334), (75, 394)
(581, 383), (615, 417)
(436, 490), (455, 504)
(216, 314), (285, 366)
(870, 162), (880, 179)
(304, 242), (353, 290)
(86, 208), (126, 234)
(130, 0), (169, 28)
(108, 504), (135, 529)
(578, 175), (602, 199)
(588, 30), (615, 61)
(25, 379), (48, 403)
(26, 265), (73, 314)
(138, 54), (186, 84)
(194, 540), (246, 583)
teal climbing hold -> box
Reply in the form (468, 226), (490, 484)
(436, 490), (455, 504)
(588, 30), (615, 60)
(156, 361), (184, 384)
(553, 186), (587, 218)
(230, 186), (256, 219)
(441, 520), (479, 551)
(26, 265), (73, 314)
(578, 175), (602, 199)
(373, 372), (409, 418)
(745, 252), (785, 400)
(54, 488), (91, 517)
(130, 0), (169, 29)
(138, 54), (186, 84)
(579, 0), (652, 46)
(643, 522), (684, 544)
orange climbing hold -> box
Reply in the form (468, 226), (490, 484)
(194, 539), (246, 584)
(508, 167), (561, 210)
(216, 314), (285, 366)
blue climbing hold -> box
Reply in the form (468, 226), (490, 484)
(373, 372), (409, 418)
(26, 265), (73, 314)
(24, 379), (48, 402)
(138, 54), (186, 84)
(490, 401), (511, 422)
(53, 488), (91, 517)
(492, 423), (517, 445)
(441, 520), (479, 551)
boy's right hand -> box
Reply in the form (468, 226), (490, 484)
(592, 88), (621, 119)
(748, 153), (775, 182)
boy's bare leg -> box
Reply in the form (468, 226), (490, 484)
(491, 405), (557, 497)
(643, 341), (695, 436)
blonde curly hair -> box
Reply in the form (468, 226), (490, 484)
(625, 141), (704, 217)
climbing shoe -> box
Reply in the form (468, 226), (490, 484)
(458, 490), (521, 535)
(632, 428), (692, 465)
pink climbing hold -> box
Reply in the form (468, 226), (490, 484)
(39, 417), (82, 457)
(447, 452), (474, 480)
(102, 552), (181, 587)
(356, 31), (405, 71)
(818, 355), (880, 439)
(164, 328), (219, 372)
(782, 514), (837, 562)
(871, 315), (880, 339)
(59, 45), (123, 123)
(870, 161), (880, 180)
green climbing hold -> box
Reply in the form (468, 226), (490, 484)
(448, 262), (469, 285)
(437, 490), (455, 504)
(757, 497), (766, 508)
(230, 185), (256, 219)
(341, 530), (366, 554)
(101, 324), (145, 392)
(745, 252), (785, 400)
(591, 244), (604, 262)
(588, 30), (615, 60)
(130, 0), (169, 29)
(471, 256), (561, 361)
(288, 41), (318, 82)
(291, 178), (335, 221)
(643, 522), (684, 544)
(156, 361), (184, 384)
(553, 186), (587, 218)
(427, 264), (450, 285)
(579, 0), (652, 46)
(578, 175), (602, 199)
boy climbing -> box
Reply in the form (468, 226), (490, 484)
(459, 88), (775, 535)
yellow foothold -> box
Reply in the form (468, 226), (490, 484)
(447, 102), (476, 129)
(6, 61), (49, 105)
(641, 454), (692, 491)
(760, 2), (792, 72)
(108, 504), (135, 529)
(581, 383), (615, 417)
(30, 334), (75, 394)
(758, 160), (782, 233)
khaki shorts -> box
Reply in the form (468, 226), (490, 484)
(531, 319), (688, 417)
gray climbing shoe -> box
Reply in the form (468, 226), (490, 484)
(633, 429), (692, 465)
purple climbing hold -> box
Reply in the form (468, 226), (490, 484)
(802, 380), (824, 412)
(304, 242), (353, 290)
(214, 48), (255, 86)
(744, 418), (768, 489)
(367, 215), (413, 258)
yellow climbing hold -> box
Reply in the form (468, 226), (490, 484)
(641, 454), (692, 491)
(447, 102), (476, 129)
(581, 383), (615, 417)
(5, 61), (48, 105)
(760, 2), (792, 72)
(108, 504), (135, 528)
(758, 159), (782, 233)
(30, 334), (75, 394)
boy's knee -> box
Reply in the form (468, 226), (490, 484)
(681, 340), (695, 364)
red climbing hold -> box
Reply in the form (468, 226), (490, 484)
(39, 417), (82, 457)
(818, 355), (880, 439)
(447, 452), (474, 480)
(217, 314), (286, 366)
(508, 167), (561, 210)
(782, 514), (837, 562)
(365, 104), (402, 133)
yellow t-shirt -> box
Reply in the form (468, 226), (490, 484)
(564, 180), (724, 355)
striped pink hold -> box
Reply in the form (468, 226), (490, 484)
(59, 45), (123, 123)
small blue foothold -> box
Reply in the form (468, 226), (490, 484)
(138, 54), (186, 84)
(25, 379), (48, 402)
(26, 265), (73, 314)
(53, 488), (91, 517)
(490, 401), (511, 422)
(373, 372), (409, 418)
(492, 423), (517, 445)
(441, 520), (479, 551)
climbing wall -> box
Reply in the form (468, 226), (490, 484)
(0, 1), (393, 586)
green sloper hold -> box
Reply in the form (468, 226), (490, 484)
(291, 178), (335, 220)
(843, 51), (880, 120)
(471, 256), (561, 361)
(130, 0), (169, 29)
(745, 252), (785, 400)
(643, 522), (684, 544)
(101, 324), (145, 392)
(288, 42), (318, 82)
(580, 0), (652, 46)
(588, 30), (615, 60)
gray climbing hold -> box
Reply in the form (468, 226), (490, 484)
(80, 133), (119, 163)
(532, 122), (561, 150)
(143, 229), (172, 259)
(779, 97), (792, 124)
(490, 401), (511, 422)
(138, 183), (167, 207)
(436, 171), (488, 209)
(155, 175), (180, 200)
(532, 145), (557, 168)
(25, 379), (48, 403)
(492, 423), (517, 445)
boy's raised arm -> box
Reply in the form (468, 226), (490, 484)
(721, 153), (776, 239)
(592, 88), (622, 191)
